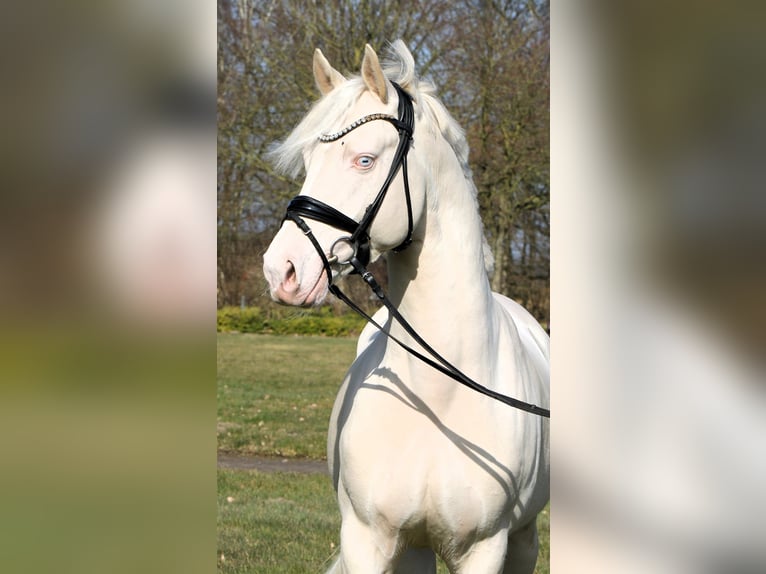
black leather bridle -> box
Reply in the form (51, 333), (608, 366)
(284, 82), (415, 287)
(281, 82), (550, 418)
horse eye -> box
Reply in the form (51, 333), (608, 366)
(354, 155), (375, 169)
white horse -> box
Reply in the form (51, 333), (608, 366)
(263, 41), (549, 574)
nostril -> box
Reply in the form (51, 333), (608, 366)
(283, 261), (297, 290)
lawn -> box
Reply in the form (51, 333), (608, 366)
(217, 334), (356, 458)
(218, 470), (341, 574)
(218, 469), (549, 574)
(217, 333), (549, 573)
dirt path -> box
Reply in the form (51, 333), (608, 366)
(217, 451), (329, 475)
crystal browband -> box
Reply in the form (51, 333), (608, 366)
(318, 113), (401, 142)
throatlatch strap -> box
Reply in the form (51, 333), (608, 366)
(349, 82), (414, 251)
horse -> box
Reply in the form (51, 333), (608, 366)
(262, 40), (549, 574)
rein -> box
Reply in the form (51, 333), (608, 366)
(283, 82), (550, 419)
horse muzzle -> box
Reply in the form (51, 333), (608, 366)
(263, 227), (330, 307)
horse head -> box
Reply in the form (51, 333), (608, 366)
(263, 43), (427, 306)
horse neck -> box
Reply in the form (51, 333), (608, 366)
(385, 139), (497, 384)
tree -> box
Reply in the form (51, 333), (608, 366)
(217, 0), (550, 325)
(436, 0), (549, 320)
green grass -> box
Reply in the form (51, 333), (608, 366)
(218, 470), (341, 574)
(218, 469), (549, 574)
(217, 334), (356, 458)
(537, 504), (550, 574)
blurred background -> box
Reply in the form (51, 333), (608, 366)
(553, 1), (765, 573)
(0, 0), (215, 572)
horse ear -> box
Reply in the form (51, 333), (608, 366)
(313, 48), (345, 95)
(361, 44), (388, 105)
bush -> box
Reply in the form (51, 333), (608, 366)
(217, 306), (366, 337)
(217, 306), (265, 333)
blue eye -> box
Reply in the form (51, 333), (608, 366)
(354, 155), (375, 169)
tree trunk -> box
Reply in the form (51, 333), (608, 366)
(491, 225), (507, 293)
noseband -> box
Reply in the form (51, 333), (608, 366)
(280, 82), (550, 418)
(284, 81), (415, 288)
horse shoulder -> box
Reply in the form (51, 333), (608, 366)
(493, 293), (550, 518)
(493, 292), (550, 398)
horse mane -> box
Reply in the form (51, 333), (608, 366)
(269, 40), (495, 276)
(382, 41), (471, 175)
(383, 40), (495, 276)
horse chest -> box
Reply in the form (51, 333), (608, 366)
(335, 379), (521, 539)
